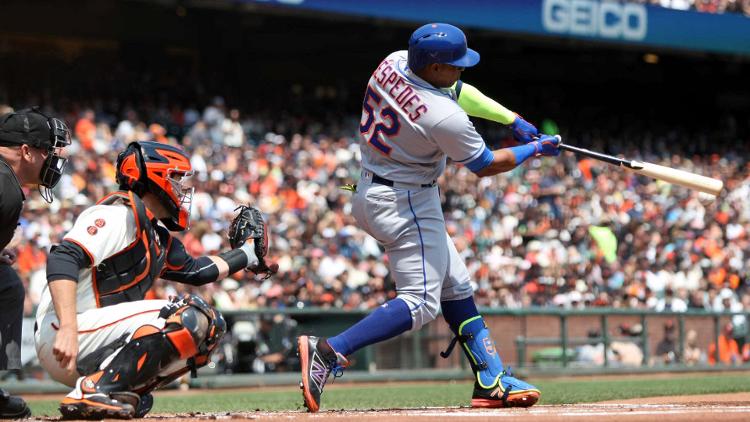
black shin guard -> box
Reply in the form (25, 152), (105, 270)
(82, 325), (182, 394)
(79, 295), (226, 396)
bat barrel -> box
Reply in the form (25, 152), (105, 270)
(559, 140), (724, 196)
(628, 161), (724, 196)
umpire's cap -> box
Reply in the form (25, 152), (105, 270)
(407, 23), (480, 72)
(0, 107), (67, 149)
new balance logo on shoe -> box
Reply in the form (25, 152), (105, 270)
(310, 352), (329, 392)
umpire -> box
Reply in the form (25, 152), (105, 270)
(0, 107), (71, 418)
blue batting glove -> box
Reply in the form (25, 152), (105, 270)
(530, 135), (561, 157)
(510, 114), (538, 144)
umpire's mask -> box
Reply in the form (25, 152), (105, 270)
(0, 107), (72, 202)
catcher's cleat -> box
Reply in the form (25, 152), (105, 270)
(135, 393), (153, 418)
(470, 368), (540, 408)
(59, 377), (135, 420)
(0, 388), (31, 419)
(110, 392), (153, 418)
(298, 335), (348, 413)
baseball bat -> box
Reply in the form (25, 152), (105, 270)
(558, 140), (723, 196)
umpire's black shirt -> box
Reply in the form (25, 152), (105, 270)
(0, 157), (24, 250)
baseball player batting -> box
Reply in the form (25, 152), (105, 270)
(35, 141), (277, 419)
(299, 23), (561, 412)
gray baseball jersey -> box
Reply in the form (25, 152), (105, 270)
(353, 51), (492, 329)
(359, 50), (492, 184)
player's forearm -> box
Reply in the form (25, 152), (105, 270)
(200, 244), (259, 282)
(216, 242), (258, 276)
(48, 279), (78, 329)
(164, 244), (259, 286)
(475, 142), (543, 177)
(199, 243), (259, 282)
(474, 149), (517, 177)
(208, 256), (230, 280)
(456, 82), (516, 125)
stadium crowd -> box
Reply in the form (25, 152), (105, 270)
(634, 0), (750, 15)
(5, 98), (749, 341)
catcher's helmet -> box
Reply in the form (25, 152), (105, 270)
(407, 23), (480, 72)
(116, 141), (194, 231)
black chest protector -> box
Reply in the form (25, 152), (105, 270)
(93, 191), (168, 308)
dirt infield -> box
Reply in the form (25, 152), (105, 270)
(28, 392), (749, 421)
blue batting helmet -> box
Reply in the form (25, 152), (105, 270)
(407, 23), (480, 72)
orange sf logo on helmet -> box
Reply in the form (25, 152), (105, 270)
(116, 141), (194, 231)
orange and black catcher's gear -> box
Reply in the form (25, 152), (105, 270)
(116, 141), (193, 231)
(87, 191), (168, 307)
(62, 295), (226, 419)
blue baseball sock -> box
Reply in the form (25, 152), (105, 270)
(441, 296), (480, 334)
(327, 298), (412, 356)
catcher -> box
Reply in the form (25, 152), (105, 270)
(34, 141), (276, 419)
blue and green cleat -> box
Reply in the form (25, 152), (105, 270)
(470, 367), (540, 408)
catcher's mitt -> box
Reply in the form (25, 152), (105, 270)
(228, 205), (277, 277)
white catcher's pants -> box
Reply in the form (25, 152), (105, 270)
(35, 300), (186, 387)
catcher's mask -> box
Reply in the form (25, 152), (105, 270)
(0, 107), (72, 203)
(116, 141), (194, 231)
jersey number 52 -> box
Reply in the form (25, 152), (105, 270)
(360, 86), (400, 156)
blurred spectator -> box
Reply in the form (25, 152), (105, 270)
(575, 329), (605, 366)
(654, 287), (688, 312)
(222, 109), (245, 147)
(731, 293), (750, 350)
(74, 109), (96, 151)
(251, 314), (300, 373)
(694, 0), (721, 12)
(221, 314), (300, 373)
(655, 0), (692, 10)
(683, 329), (705, 365)
(203, 96), (226, 145)
(573, 326), (643, 367)
(708, 323), (741, 365)
(651, 320), (679, 365)
(610, 324), (644, 367)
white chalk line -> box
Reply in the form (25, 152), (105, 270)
(222, 404), (750, 419)
(381, 405), (750, 418)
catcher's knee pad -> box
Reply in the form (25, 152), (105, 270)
(78, 295), (226, 395)
(397, 293), (439, 331)
(156, 294), (226, 370)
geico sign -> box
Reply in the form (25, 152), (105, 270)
(542, 0), (647, 41)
